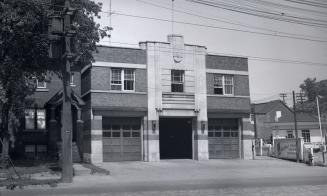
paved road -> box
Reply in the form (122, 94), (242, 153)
(1, 158), (327, 196)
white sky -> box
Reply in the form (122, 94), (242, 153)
(94, 0), (327, 104)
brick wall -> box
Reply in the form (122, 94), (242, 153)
(91, 93), (147, 109)
(206, 55), (248, 71)
(94, 46), (146, 64)
(207, 96), (251, 112)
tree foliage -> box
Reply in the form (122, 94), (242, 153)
(0, 0), (108, 161)
(298, 78), (327, 119)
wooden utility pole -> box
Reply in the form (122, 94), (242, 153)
(49, 0), (76, 183)
(292, 91), (299, 163)
(280, 93), (287, 103)
(61, 0), (76, 183)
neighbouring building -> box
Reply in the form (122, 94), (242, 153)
(251, 100), (326, 148)
(12, 34), (254, 163)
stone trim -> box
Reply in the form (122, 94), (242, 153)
(194, 134), (208, 140)
(93, 61), (146, 69)
(81, 90), (147, 98)
(81, 64), (92, 74)
(206, 69), (248, 76)
(207, 94), (250, 98)
(144, 134), (159, 140)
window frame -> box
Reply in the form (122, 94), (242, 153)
(171, 70), (185, 93)
(102, 123), (141, 138)
(36, 79), (47, 89)
(25, 108), (46, 131)
(213, 74), (234, 95)
(301, 130), (311, 143)
(70, 73), (75, 86)
(110, 68), (135, 92)
(287, 130), (294, 138)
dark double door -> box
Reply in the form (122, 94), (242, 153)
(159, 118), (193, 159)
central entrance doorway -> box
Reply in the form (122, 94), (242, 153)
(159, 118), (193, 159)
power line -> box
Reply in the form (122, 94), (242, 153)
(136, 0), (327, 42)
(284, 0), (327, 8)
(106, 11), (327, 43)
(243, 0), (327, 17)
(186, 0), (327, 28)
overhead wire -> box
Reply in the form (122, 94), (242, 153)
(186, 0), (327, 28)
(105, 11), (327, 43)
(136, 0), (327, 42)
(243, 0), (327, 17)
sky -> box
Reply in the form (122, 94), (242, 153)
(94, 0), (327, 104)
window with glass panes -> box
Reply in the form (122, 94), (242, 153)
(208, 124), (238, 138)
(103, 124), (141, 138)
(213, 74), (234, 95)
(110, 68), (135, 91)
(213, 75), (223, 95)
(171, 70), (184, 92)
(36, 79), (46, 89)
(25, 109), (46, 130)
(301, 130), (310, 142)
(224, 75), (234, 95)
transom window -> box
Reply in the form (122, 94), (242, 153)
(171, 70), (184, 93)
(103, 124), (141, 138)
(208, 125), (238, 138)
(25, 109), (46, 130)
(110, 68), (135, 91)
(301, 130), (310, 143)
(213, 74), (234, 95)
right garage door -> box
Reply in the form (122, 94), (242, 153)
(208, 119), (240, 159)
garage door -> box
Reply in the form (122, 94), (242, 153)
(102, 118), (142, 162)
(208, 119), (239, 159)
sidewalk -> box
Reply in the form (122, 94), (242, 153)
(70, 158), (327, 187)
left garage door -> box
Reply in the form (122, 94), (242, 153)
(102, 117), (142, 162)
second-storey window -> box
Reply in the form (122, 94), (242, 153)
(171, 70), (184, 92)
(213, 75), (223, 94)
(124, 69), (134, 91)
(110, 68), (135, 91)
(25, 109), (46, 130)
(36, 80), (47, 89)
(213, 74), (234, 95)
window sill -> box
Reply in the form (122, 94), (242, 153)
(36, 88), (49, 92)
(163, 92), (194, 96)
(207, 94), (250, 98)
(23, 129), (48, 132)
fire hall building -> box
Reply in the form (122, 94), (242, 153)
(19, 35), (253, 163)
(81, 34), (253, 163)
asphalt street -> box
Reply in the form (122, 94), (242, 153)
(1, 158), (327, 196)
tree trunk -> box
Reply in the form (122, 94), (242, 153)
(1, 137), (9, 167)
(1, 106), (10, 167)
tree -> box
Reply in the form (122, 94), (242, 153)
(0, 0), (50, 165)
(299, 78), (327, 119)
(0, 0), (109, 167)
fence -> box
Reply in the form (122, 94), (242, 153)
(272, 138), (304, 161)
